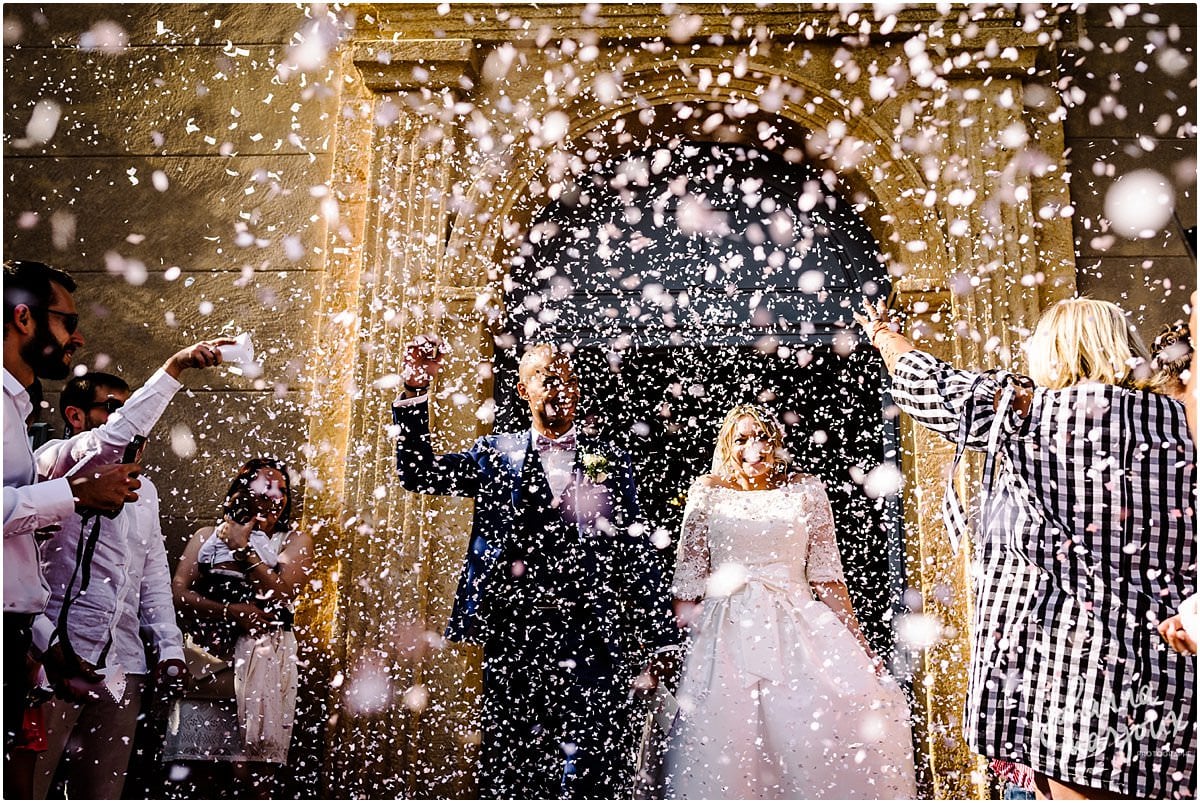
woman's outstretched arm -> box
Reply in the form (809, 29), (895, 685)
(853, 297), (915, 374)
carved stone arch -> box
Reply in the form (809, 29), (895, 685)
(314, 17), (1076, 800)
(447, 63), (952, 300)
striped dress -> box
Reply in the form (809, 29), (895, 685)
(890, 350), (1196, 798)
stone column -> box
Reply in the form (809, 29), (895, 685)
(308, 40), (485, 798)
(896, 29), (1076, 800)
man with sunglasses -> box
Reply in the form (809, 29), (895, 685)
(3, 258), (230, 796)
(31, 372), (194, 798)
(4, 259), (142, 796)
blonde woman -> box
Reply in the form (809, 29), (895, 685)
(663, 405), (916, 799)
(857, 297), (1195, 799)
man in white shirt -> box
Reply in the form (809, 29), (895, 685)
(3, 259), (140, 796)
(32, 371), (194, 797)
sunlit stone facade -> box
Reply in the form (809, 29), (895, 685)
(4, 3), (1194, 798)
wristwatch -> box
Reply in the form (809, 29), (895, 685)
(233, 545), (256, 564)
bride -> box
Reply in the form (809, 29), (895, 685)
(663, 404), (917, 799)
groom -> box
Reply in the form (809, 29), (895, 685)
(392, 338), (675, 799)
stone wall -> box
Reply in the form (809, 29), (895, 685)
(3, 4), (342, 795)
(4, 3), (1195, 799)
(1065, 4), (1197, 335)
(4, 2), (339, 551)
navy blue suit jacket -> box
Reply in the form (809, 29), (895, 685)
(392, 399), (675, 658)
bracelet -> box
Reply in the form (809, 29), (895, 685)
(869, 320), (894, 346)
(403, 381), (429, 394)
(246, 560), (264, 572)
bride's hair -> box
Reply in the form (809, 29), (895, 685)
(712, 404), (790, 477)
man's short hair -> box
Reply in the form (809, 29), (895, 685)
(517, 343), (572, 384)
(4, 259), (77, 327)
(59, 372), (130, 425)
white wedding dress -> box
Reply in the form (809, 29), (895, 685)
(663, 477), (917, 799)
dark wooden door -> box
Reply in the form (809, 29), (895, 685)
(497, 141), (903, 658)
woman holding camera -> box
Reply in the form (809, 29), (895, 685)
(163, 457), (312, 798)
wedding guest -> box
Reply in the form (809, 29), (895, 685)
(857, 296), (1195, 799)
(392, 338), (675, 798)
(663, 404), (915, 798)
(3, 259), (141, 798)
(33, 366), (224, 797)
(163, 458), (311, 799)
(1150, 319), (1191, 401)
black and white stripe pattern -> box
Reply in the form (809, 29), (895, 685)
(891, 350), (1196, 798)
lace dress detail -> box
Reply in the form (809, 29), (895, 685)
(670, 481), (713, 600)
(663, 476), (916, 799)
(802, 482), (846, 585)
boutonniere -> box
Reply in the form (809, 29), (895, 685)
(581, 453), (612, 484)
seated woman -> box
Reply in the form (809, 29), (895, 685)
(663, 404), (916, 799)
(164, 457), (312, 799)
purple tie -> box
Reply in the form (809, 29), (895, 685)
(535, 431), (576, 453)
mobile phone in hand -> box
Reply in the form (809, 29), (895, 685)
(97, 436), (147, 519)
(122, 435), (146, 466)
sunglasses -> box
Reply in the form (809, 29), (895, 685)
(45, 308), (80, 335)
(87, 398), (125, 414)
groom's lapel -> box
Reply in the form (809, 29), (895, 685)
(501, 432), (551, 511)
(570, 433), (597, 488)
(497, 432), (529, 509)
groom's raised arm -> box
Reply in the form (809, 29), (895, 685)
(392, 397), (483, 498)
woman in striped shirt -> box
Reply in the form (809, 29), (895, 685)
(856, 297), (1195, 799)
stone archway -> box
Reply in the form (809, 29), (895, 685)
(494, 139), (906, 665)
(302, 8), (1078, 798)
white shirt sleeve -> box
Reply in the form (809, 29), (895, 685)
(136, 483), (184, 663)
(35, 368), (183, 482)
(3, 476), (75, 541)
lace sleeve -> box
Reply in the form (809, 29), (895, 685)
(804, 478), (847, 585)
(671, 481), (713, 600)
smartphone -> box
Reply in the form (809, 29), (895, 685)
(97, 436), (146, 519)
(122, 435), (146, 466)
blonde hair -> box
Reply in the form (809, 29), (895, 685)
(713, 404), (788, 477)
(1025, 298), (1152, 390)
(517, 343), (570, 384)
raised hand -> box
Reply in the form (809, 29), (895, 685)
(164, 338), (237, 379)
(852, 296), (913, 372)
(216, 515), (254, 551)
(400, 334), (447, 392)
(70, 462), (142, 514)
(852, 297), (898, 346)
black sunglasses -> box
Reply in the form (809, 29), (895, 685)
(45, 308), (80, 335)
(87, 398), (125, 414)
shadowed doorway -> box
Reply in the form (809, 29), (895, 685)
(494, 142), (903, 658)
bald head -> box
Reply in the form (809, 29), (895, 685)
(516, 343), (579, 437)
